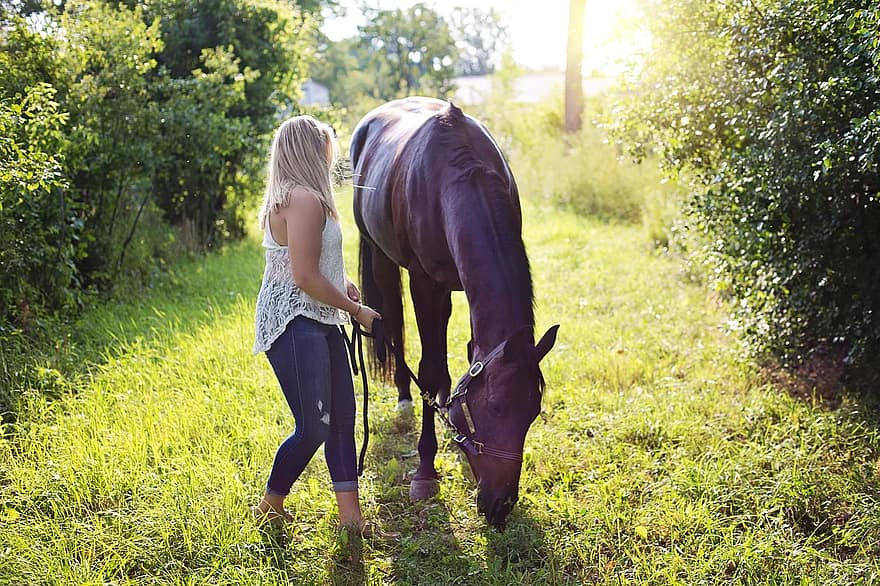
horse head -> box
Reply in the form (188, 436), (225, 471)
(446, 324), (559, 529)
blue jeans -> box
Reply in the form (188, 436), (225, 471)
(264, 316), (358, 495)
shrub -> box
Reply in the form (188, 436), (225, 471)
(0, 84), (77, 327)
(146, 0), (315, 248)
(0, 0), (319, 412)
(618, 0), (880, 373)
(58, 0), (166, 286)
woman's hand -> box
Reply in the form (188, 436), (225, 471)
(346, 279), (361, 303)
(353, 304), (381, 332)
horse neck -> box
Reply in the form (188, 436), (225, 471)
(443, 178), (534, 356)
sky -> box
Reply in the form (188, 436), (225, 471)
(322, 0), (649, 75)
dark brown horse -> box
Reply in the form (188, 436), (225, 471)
(350, 97), (558, 529)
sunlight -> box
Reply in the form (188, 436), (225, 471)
(323, 0), (650, 75)
(581, 0), (651, 76)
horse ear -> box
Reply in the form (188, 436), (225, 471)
(535, 325), (560, 362)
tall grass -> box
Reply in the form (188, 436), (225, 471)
(1, 193), (879, 584)
(469, 88), (685, 247)
(0, 200), (222, 423)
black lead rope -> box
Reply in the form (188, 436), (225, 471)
(343, 321), (371, 476)
(344, 318), (525, 473)
(344, 318), (422, 476)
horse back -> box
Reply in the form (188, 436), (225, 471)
(350, 97), (517, 289)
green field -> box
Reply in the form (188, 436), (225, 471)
(2, 198), (879, 585)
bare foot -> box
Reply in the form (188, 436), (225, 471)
(251, 498), (293, 526)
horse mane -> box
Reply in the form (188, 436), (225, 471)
(433, 103), (513, 205)
(432, 103), (537, 329)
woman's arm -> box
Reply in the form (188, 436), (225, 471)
(282, 189), (380, 328)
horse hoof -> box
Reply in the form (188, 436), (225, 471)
(395, 400), (414, 414)
(409, 478), (440, 501)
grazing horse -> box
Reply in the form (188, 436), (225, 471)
(350, 97), (558, 529)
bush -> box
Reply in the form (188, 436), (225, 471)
(0, 0), (316, 305)
(0, 82), (78, 419)
(618, 0), (880, 373)
(0, 84), (78, 327)
(59, 0), (166, 286)
(0, 0), (319, 412)
(146, 0), (315, 248)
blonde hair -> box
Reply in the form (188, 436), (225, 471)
(258, 115), (339, 229)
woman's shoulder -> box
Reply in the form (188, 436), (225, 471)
(278, 186), (324, 218)
(287, 185), (323, 205)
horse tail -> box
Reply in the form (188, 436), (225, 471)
(358, 235), (405, 387)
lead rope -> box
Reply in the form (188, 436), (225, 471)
(343, 321), (370, 476)
(345, 319), (526, 468)
(344, 319), (429, 476)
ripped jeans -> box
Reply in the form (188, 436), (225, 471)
(264, 316), (358, 495)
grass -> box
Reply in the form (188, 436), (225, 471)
(1, 195), (880, 585)
(468, 95), (686, 248)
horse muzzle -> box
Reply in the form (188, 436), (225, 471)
(477, 487), (518, 530)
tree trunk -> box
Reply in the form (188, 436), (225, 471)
(565, 0), (586, 133)
(116, 190), (150, 275)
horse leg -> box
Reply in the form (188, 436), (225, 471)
(408, 273), (452, 501)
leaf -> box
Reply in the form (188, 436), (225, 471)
(634, 525), (649, 540)
(1, 508), (20, 522)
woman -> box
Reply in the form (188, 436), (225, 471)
(252, 115), (381, 532)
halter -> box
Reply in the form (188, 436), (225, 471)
(346, 322), (528, 471)
(444, 338), (524, 462)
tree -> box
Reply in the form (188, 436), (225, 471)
(619, 0), (880, 376)
(448, 6), (508, 77)
(565, 0), (585, 132)
(313, 4), (510, 108)
(358, 3), (457, 100)
(143, 0), (315, 247)
(310, 33), (385, 104)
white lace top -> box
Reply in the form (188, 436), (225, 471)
(253, 216), (348, 354)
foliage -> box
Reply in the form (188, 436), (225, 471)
(313, 3), (508, 110)
(0, 79), (79, 417)
(0, 83), (76, 328)
(0, 0), (319, 314)
(469, 71), (682, 235)
(448, 6), (508, 77)
(2, 199), (879, 583)
(0, 0), (324, 402)
(310, 34), (379, 115)
(149, 46), (260, 248)
(617, 0), (880, 373)
(57, 0), (166, 286)
(358, 3), (456, 99)
(0, 9), (63, 97)
(144, 0), (315, 247)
